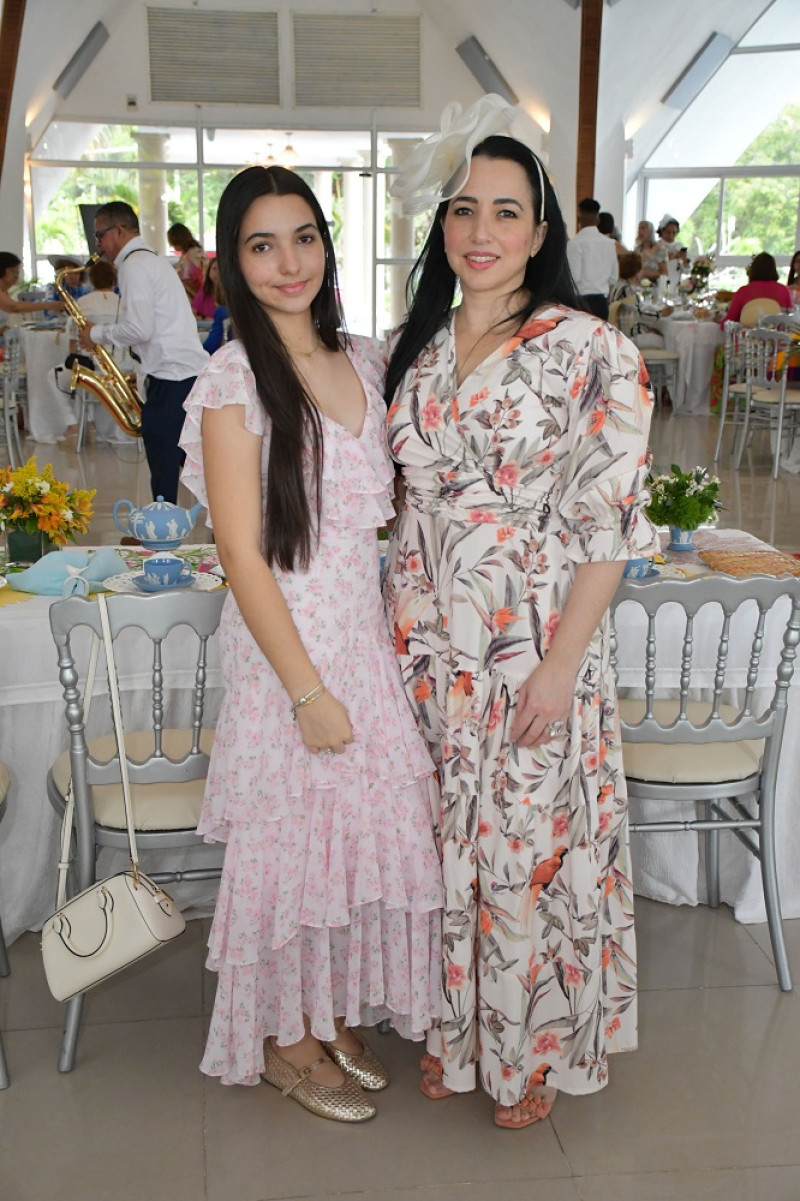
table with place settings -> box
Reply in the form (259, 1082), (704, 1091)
(0, 532), (798, 946)
(0, 544), (226, 942)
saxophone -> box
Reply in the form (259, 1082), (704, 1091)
(55, 255), (143, 437)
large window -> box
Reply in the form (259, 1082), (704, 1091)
(632, 0), (800, 284)
(27, 121), (427, 336)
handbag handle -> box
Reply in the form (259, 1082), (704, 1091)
(96, 593), (141, 872)
(50, 885), (115, 957)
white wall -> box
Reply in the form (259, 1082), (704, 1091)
(0, 0), (583, 257)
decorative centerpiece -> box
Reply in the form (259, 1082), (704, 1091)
(0, 457), (95, 562)
(646, 464), (722, 551)
(680, 254), (714, 296)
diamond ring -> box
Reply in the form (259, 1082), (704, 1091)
(548, 721), (565, 737)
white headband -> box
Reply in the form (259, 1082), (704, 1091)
(389, 93), (547, 223)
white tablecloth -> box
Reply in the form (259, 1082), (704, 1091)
(657, 316), (723, 415)
(18, 325), (77, 443)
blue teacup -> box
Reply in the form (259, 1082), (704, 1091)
(142, 556), (192, 589)
(623, 558), (652, 580)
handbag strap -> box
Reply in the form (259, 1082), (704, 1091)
(97, 593), (140, 871)
(56, 629), (100, 909)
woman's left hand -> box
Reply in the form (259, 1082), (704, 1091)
(510, 658), (575, 747)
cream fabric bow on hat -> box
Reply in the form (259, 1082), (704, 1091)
(389, 93), (516, 216)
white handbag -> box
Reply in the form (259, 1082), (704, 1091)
(41, 594), (186, 1002)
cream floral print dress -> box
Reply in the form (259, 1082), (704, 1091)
(384, 306), (659, 1105)
(180, 336), (443, 1086)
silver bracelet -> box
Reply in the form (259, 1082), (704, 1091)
(291, 683), (325, 717)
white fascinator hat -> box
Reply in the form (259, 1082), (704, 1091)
(389, 93), (518, 216)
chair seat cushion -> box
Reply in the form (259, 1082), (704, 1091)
(640, 349), (680, 361)
(52, 729), (214, 831)
(619, 699), (764, 784)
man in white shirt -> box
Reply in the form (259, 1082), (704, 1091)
(79, 201), (208, 503)
(566, 198), (618, 320)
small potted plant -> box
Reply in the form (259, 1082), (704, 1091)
(646, 464), (722, 551)
(0, 456), (95, 563)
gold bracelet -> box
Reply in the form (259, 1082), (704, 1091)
(291, 683), (325, 717)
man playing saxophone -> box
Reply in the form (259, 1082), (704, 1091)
(79, 201), (207, 504)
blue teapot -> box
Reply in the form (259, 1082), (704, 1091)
(113, 495), (204, 551)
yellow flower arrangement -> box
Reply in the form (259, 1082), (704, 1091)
(0, 457), (95, 547)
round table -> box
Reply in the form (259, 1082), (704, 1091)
(656, 315), (723, 415)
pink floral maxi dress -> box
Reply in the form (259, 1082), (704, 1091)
(384, 307), (659, 1104)
(180, 337), (443, 1085)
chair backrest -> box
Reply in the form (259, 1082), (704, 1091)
(610, 574), (800, 761)
(722, 321), (746, 385)
(49, 589), (226, 798)
(745, 327), (792, 394)
(2, 328), (21, 403)
(757, 314), (794, 333)
(740, 298), (782, 328)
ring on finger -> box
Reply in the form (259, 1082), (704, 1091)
(548, 721), (566, 737)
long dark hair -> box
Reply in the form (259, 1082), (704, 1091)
(216, 165), (344, 571)
(788, 250), (800, 286)
(385, 135), (581, 403)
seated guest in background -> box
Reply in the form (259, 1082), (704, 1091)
(634, 221), (667, 281)
(167, 222), (205, 300)
(0, 251), (64, 321)
(609, 251), (671, 348)
(787, 250), (800, 306)
(66, 258), (135, 372)
(191, 257), (221, 319)
(654, 215), (689, 270)
(720, 252), (792, 325)
(598, 211), (627, 259)
(566, 197), (618, 319)
(52, 257), (89, 299)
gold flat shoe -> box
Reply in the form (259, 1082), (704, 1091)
(261, 1038), (376, 1122)
(321, 1032), (390, 1091)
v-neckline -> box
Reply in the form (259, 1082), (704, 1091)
(317, 349), (369, 441)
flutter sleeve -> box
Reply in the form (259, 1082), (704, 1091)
(179, 341), (268, 525)
(557, 318), (660, 564)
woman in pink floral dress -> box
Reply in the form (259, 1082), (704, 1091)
(179, 166), (442, 1122)
(384, 111), (658, 1129)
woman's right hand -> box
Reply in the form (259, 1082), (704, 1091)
(295, 690), (354, 754)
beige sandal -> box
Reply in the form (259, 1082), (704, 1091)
(261, 1038), (376, 1123)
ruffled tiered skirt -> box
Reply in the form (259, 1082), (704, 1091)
(199, 532), (443, 1086)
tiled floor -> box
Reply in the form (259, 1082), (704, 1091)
(2, 408), (800, 1200)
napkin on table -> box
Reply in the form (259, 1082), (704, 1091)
(7, 547), (129, 596)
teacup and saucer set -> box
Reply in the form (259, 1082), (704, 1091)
(135, 555), (193, 592)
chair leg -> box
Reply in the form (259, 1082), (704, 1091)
(58, 993), (86, 1072)
(0, 911), (9, 977)
(705, 810), (721, 908)
(713, 394), (729, 461)
(760, 787), (792, 991)
(0, 1027), (8, 1090)
(76, 394), (88, 453)
(733, 401), (750, 469)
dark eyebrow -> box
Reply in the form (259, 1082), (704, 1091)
(451, 194), (524, 210)
(243, 222), (317, 243)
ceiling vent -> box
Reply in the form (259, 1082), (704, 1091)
(148, 8), (280, 105)
(293, 14), (420, 107)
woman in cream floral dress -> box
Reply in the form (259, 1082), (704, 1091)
(180, 166), (442, 1123)
(384, 107), (658, 1129)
